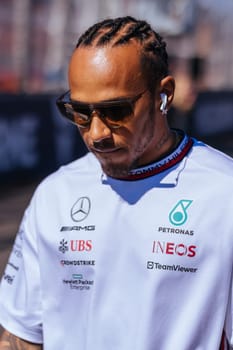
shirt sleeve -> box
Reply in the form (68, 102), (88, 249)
(0, 197), (43, 344)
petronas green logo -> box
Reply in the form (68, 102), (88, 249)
(169, 200), (193, 226)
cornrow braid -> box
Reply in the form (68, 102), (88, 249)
(77, 19), (114, 46)
(96, 19), (130, 46)
(76, 16), (169, 90)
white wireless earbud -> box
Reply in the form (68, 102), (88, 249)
(160, 93), (168, 115)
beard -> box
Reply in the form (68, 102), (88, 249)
(101, 162), (132, 178)
(99, 105), (155, 179)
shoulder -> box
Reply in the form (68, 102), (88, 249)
(33, 152), (101, 198)
(56, 151), (100, 177)
(189, 138), (233, 180)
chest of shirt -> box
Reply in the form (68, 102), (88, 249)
(37, 181), (232, 287)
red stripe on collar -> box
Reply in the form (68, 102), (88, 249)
(121, 133), (193, 181)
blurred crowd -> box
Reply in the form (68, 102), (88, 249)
(1, 0), (233, 95)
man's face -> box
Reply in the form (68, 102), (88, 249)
(68, 44), (166, 178)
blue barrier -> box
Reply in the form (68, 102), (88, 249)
(0, 94), (87, 182)
(0, 91), (232, 182)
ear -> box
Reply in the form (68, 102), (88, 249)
(158, 76), (175, 112)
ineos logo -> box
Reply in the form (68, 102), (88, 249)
(71, 197), (91, 222)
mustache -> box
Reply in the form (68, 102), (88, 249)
(92, 138), (116, 151)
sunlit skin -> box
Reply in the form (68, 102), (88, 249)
(0, 330), (42, 349)
(68, 43), (175, 178)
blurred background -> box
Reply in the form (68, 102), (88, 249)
(0, 0), (233, 285)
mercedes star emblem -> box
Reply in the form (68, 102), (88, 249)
(71, 197), (91, 222)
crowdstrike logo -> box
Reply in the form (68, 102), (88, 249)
(71, 197), (91, 222)
(169, 199), (193, 226)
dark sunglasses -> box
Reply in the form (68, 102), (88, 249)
(56, 89), (147, 128)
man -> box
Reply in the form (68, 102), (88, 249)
(0, 16), (232, 349)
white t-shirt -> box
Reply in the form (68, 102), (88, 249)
(0, 132), (233, 350)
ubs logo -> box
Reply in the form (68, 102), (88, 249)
(71, 197), (91, 222)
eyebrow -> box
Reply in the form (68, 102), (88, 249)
(70, 95), (133, 104)
(70, 91), (145, 105)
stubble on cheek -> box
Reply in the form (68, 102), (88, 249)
(131, 110), (155, 167)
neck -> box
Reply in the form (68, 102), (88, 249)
(163, 129), (181, 156)
(114, 130), (192, 181)
(137, 129), (180, 168)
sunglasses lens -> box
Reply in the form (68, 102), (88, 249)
(72, 105), (91, 126)
(66, 103), (133, 127)
(56, 90), (143, 128)
(101, 104), (133, 125)
(60, 103), (91, 126)
(63, 104), (76, 122)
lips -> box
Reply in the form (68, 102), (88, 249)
(91, 146), (122, 154)
(91, 139), (121, 154)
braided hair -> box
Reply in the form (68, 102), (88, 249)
(76, 16), (169, 92)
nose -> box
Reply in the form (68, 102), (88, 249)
(88, 112), (112, 144)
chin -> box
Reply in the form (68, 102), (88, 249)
(100, 160), (132, 178)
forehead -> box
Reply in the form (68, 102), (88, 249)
(68, 44), (146, 100)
